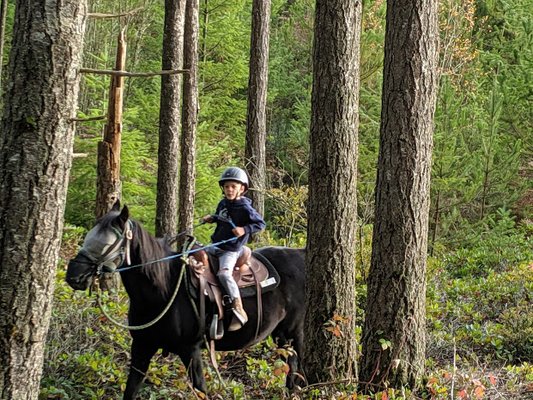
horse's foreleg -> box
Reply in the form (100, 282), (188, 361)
(123, 339), (157, 400)
(276, 329), (306, 390)
(178, 345), (207, 394)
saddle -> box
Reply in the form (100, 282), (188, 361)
(186, 243), (279, 340)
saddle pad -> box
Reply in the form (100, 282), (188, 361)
(243, 251), (280, 297)
(188, 250), (280, 298)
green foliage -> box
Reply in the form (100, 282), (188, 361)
(198, 0), (252, 149)
(265, 185), (307, 247)
(423, 359), (533, 400)
(427, 257), (533, 362)
(440, 208), (533, 277)
(38, 0), (533, 397)
(428, 0), (533, 248)
(268, 0), (314, 184)
(42, 269), (128, 399)
(431, 73), (527, 247)
(66, 115), (157, 231)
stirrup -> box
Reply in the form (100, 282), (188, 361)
(232, 308), (247, 325)
(228, 315), (245, 332)
(209, 315), (224, 340)
(228, 309), (247, 332)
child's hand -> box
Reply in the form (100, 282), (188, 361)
(200, 215), (214, 224)
(232, 226), (245, 237)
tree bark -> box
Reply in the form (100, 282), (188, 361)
(156, 0), (186, 238)
(304, 0), (361, 384)
(0, 0), (8, 91)
(359, 0), (439, 391)
(201, 0), (208, 63)
(0, 0), (87, 397)
(244, 0), (271, 219)
(178, 0), (199, 237)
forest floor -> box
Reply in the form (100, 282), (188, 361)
(41, 234), (533, 399)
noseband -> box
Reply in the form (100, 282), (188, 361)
(77, 220), (134, 276)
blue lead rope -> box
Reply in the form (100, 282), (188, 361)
(114, 236), (238, 273)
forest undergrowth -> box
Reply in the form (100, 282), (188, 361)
(40, 217), (533, 400)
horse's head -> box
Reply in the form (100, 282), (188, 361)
(66, 202), (133, 290)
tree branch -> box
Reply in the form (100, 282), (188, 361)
(79, 68), (189, 77)
(88, 7), (144, 19)
(70, 115), (106, 122)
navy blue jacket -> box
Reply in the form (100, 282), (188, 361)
(211, 197), (266, 251)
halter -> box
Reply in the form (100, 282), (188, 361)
(78, 220), (134, 276)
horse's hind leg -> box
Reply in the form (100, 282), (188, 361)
(123, 339), (157, 400)
(288, 328), (306, 388)
(177, 344), (207, 394)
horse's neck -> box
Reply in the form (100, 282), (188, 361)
(120, 233), (180, 302)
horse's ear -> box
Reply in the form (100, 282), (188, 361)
(112, 200), (121, 211)
(119, 205), (129, 225)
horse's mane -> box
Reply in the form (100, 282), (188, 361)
(97, 212), (175, 297)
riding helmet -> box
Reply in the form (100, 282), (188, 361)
(219, 167), (249, 191)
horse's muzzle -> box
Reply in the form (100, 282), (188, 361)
(66, 259), (94, 290)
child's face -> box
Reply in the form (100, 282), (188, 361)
(222, 181), (245, 200)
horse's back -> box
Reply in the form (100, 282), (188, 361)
(254, 246), (306, 316)
(254, 246), (305, 297)
(254, 246), (305, 278)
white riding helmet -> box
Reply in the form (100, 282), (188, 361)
(219, 167), (249, 191)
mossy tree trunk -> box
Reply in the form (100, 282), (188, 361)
(156, 0), (186, 238)
(359, 0), (439, 391)
(245, 0), (271, 218)
(177, 0), (199, 236)
(304, 0), (362, 384)
(0, 0), (87, 397)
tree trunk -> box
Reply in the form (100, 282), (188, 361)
(95, 29), (126, 219)
(0, 0), (8, 91)
(201, 0), (208, 63)
(155, 0), (186, 238)
(244, 0), (271, 219)
(304, 0), (361, 384)
(0, 0), (87, 397)
(178, 0), (199, 237)
(359, 0), (439, 391)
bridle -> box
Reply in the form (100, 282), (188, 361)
(77, 220), (134, 276)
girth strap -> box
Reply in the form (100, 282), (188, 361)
(249, 265), (263, 340)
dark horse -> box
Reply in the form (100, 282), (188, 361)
(66, 203), (306, 399)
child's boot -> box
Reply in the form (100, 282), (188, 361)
(228, 298), (248, 331)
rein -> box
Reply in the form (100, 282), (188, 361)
(113, 236), (238, 273)
(95, 264), (186, 330)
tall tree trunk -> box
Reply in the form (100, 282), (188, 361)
(201, 0), (208, 64)
(0, 0), (8, 91)
(0, 0), (87, 397)
(156, 0), (186, 238)
(359, 0), (439, 391)
(304, 0), (361, 384)
(245, 0), (271, 219)
(95, 29), (126, 219)
(178, 0), (199, 236)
